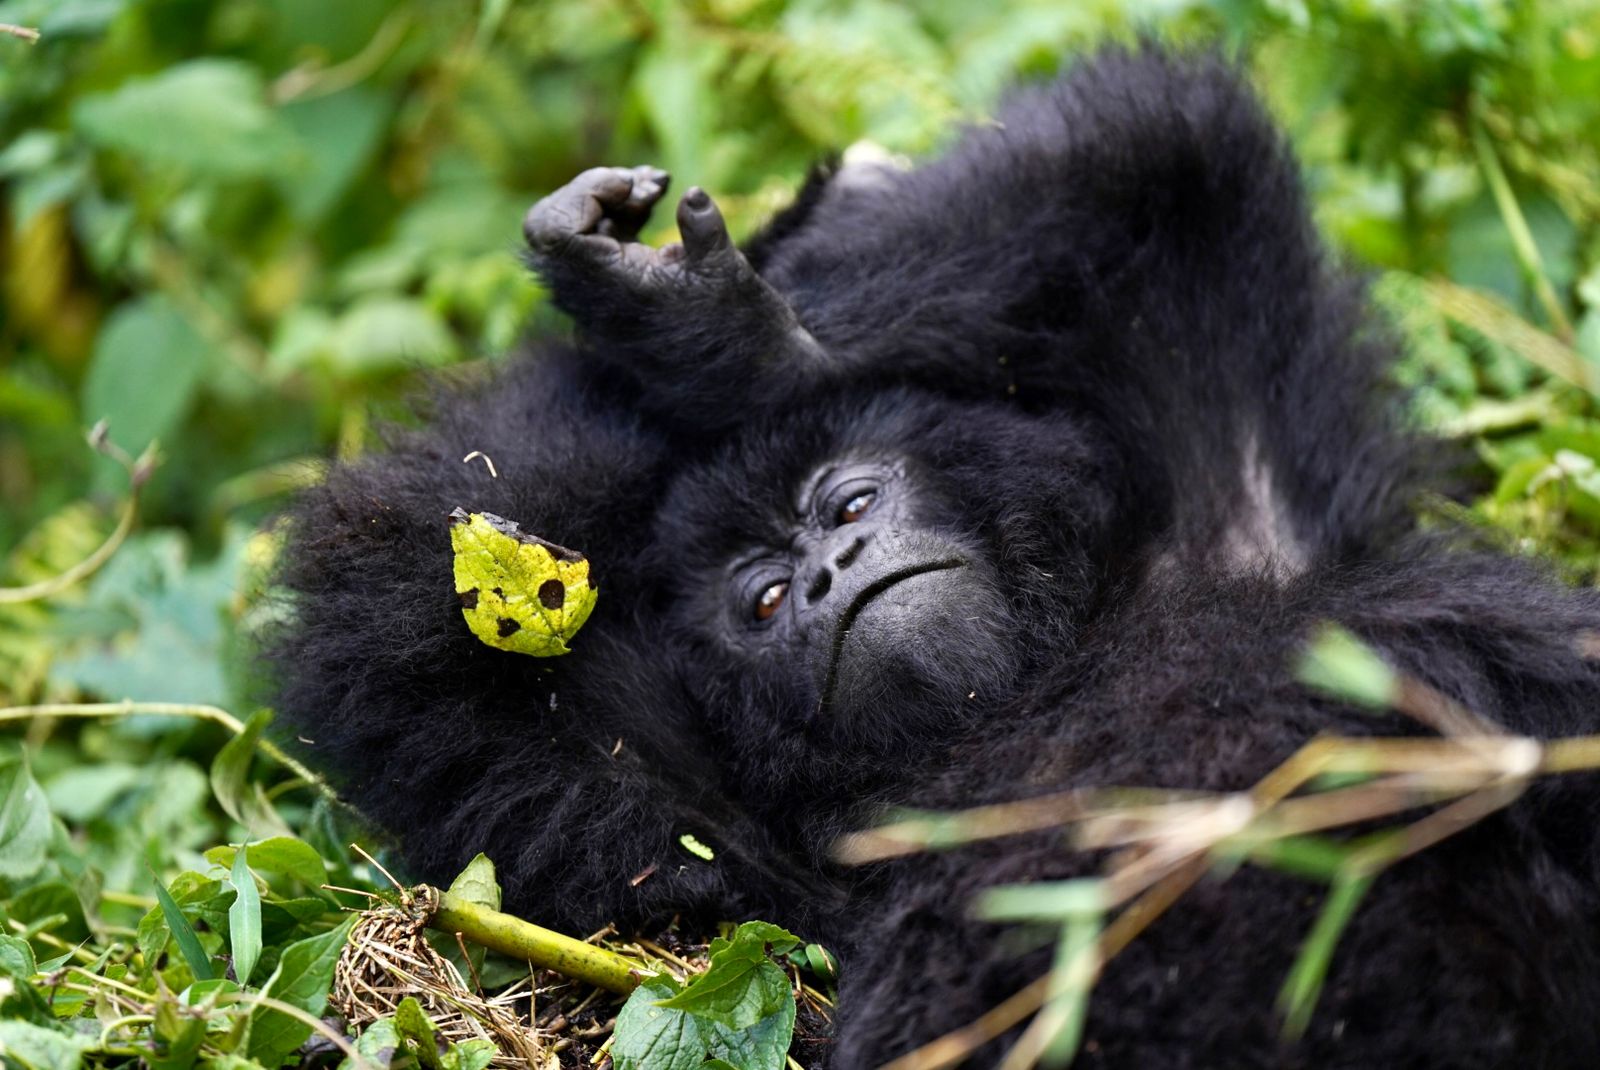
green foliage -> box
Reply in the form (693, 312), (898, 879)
(613, 922), (801, 1070)
(5, 2), (1600, 1067)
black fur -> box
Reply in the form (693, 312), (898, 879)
(269, 46), (1600, 1067)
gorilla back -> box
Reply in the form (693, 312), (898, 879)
(270, 45), (1600, 1069)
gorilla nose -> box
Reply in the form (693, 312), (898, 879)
(805, 569), (832, 603)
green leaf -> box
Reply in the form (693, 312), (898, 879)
(339, 1018), (400, 1070)
(656, 922), (798, 1030)
(329, 296), (457, 377)
(976, 879), (1106, 923)
(209, 711), (293, 839)
(440, 1039), (496, 1070)
(0, 1020), (90, 1070)
(446, 853), (501, 911)
(205, 837), (327, 889)
(228, 844), (262, 987)
(152, 986), (208, 1070)
(153, 871), (216, 981)
(1295, 624), (1397, 710)
(74, 60), (300, 179)
(448, 510), (598, 657)
(0, 934), (54, 1024)
(0, 752), (52, 881)
(80, 296), (208, 454)
(394, 996), (445, 1070)
(248, 915), (355, 1066)
(613, 978), (708, 1070)
(1278, 870), (1378, 1040)
(277, 87), (390, 223)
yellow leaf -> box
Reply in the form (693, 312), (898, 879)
(447, 509), (597, 657)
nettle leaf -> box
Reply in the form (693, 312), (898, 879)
(74, 60), (301, 179)
(615, 922), (800, 1070)
(658, 922), (799, 1029)
(394, 997), (445, 1070)
(447, 510), (598, 657)
(248, 915), (355, 1067)
(0, 751), (52, 881)
(80, 295), (207, 455)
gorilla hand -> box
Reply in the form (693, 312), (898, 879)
(524, 166), (826, 425)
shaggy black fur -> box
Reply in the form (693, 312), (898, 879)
(269, 46), (1600, 1068)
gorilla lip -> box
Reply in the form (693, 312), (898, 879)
(818, 557), (967, 716)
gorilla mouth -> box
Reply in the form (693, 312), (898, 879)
(819, 557), (967, 716)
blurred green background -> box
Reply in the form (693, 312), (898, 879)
(2, 0), (1600, 893)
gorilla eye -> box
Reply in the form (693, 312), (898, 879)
(838, 491), (876, 524)
(755, 580), (789, 622)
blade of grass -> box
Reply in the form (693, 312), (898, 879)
(150, 870), (214, 981)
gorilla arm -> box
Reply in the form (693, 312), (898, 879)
(529, 48), (1418, 566)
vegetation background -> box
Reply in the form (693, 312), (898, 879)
(2, 0), (1600, 1067)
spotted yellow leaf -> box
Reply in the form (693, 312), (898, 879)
(448, 508), (597, 656)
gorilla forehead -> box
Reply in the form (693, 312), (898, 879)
(654, 387), (1108, 574)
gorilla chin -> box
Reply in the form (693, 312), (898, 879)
(822, 562), (1023, 738)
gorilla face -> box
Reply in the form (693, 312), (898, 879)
(651, 390), (1120, 805)
(718, 452), (1018, 722)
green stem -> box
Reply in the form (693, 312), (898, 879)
(1470, 111), (1574, 341)
(426, 888), (653, 994)
(0, 701), (329, 795)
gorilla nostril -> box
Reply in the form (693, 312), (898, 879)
(806, 569), (833, 603)
(834, 536), (866, 570)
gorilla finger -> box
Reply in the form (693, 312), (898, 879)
(605, 165), (672, 242)
(523, 167), (637, 252)
(677, 187), (735, 264)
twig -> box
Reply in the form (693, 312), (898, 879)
(0, 22), (39, 42)
(0, 432), (156, 604)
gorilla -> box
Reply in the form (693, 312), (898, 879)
(269, 47), (1600, 1068)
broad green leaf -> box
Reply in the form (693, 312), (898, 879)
(137, 874), (231, 971)
(248, 916), (355, 1066)
(0, 1020), (90, 1070)
(80, 296), (208, 454)
(0, 934), (54, 1024)
(329, 296), (457, 377)
(228, 844), (262, 986)
(394, 997), (445, 1070)
(339, 1018), (400, 1070)
(613, 978), (707, 1070)
(0, 753), (52, 881)
(74, 60), (300, 179)
(446, 852), (501, 911)
(205, 837), (327, 889)
(278, 87), (390, 223)
(152, 871), (215, 981)
(448, 510), (598, 657)
(657, 921), (799, 1029)
(441, 1038), (497, 1070)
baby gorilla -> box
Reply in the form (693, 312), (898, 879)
(272, 45), (1600, 1068)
